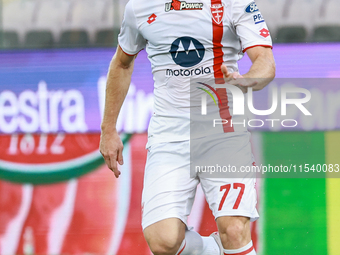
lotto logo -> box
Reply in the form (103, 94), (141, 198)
(259, 28), (270, 38)
(147, 14), (157, 24)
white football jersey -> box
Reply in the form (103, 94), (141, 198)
(118, 0), (272, 146)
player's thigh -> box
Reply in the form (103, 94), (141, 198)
(192, 132), (255, 179)
(144, 218), (186, 253)
(142, 141), (199, 230)
(201, 177), (258, 221)
(198, 133), (259, 221)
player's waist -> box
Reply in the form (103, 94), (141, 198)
(146, 115), (249, 148)
(148, 114), (248, 136)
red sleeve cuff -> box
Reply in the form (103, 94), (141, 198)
(118, 45), (139, 56)
(242, 44), (273, 53)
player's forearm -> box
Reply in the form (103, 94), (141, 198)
(243, 50), (276, 91)
(101, 55), (134, 133)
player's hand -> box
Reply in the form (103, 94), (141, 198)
(99, 129), (124, 178)
(221, 64), (257, 93)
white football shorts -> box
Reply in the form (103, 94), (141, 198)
(141, 132), (259, 230)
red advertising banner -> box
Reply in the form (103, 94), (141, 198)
(1, 134), (245, 255)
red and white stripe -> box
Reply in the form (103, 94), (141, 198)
(211, 0), (234, 133)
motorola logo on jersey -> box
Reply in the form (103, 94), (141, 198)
(166, 67), (211, 77)
(170, 36), (205, 67)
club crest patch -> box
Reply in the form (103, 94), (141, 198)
(211, 4), (224, 24)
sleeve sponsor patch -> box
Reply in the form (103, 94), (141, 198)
(245, 1), (259, 13)
(253, 13), (264, 24)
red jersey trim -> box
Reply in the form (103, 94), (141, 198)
(118, 45), (140, 56)
(211, 1), (224, 82)
(224, 245), (254, 255)
(242, 44), (273, 53)
(177, 241), (186, 255)
(211, 0), (234, 133)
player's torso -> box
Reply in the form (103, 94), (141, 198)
(129, 0), (252, 146)
(132, 0), (242, 75)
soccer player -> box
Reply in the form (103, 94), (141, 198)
(100, 0), (275, 254)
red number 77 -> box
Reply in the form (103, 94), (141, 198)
(218, 183), (245, 211)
